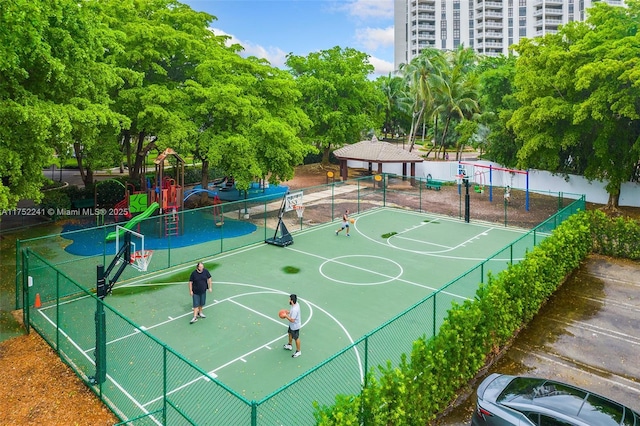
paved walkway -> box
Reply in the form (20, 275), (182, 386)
(241, 183), (361, 217)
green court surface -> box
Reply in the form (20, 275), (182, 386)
(32, 207), (537, 414)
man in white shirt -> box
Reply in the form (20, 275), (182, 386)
(282, 294), (302, 358)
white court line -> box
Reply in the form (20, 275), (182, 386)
(287, 246), (469, 301)
(87, 290), (287, 352)
(352, 210), (525, 262)
(34, 308), (161, 424)
(391, 227), (492, 254)
(141, 288), (364, 409)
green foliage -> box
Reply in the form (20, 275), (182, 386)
(588, 210), (640, 259)
(39, 190), (72, 217)
(314, 212), (594, 424)
(95, 179), (127, 208)
(286, 46), (382, 164)
(0, 0), (127, 209)
(509, 1), (640, 205)
(314, 395), (361, 425)
(381, 232), (397, 238)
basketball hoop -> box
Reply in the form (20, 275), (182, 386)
(130, 250), (153, 272)
(455, 174), (465, 185)
(293, 205), (304, 218)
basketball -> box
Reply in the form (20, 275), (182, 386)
(278, 309), (288, 319)
(349, 218), (355, 224)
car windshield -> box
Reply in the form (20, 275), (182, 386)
(498, 377), (628, 426)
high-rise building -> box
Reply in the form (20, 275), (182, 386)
(394, 0), (625, 69)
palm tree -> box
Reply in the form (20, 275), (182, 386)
(399, 49), (447, 153)
(378, 73), (405, 139)
(435, 47), (480, 160)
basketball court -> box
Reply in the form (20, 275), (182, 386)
(28, 206), (543, 423)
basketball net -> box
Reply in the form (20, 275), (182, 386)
(130, 250), (153, 272)
(294, 205), (304, 218)
(455, 174), (465, 185)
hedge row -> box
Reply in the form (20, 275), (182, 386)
(314, 211), (595, 425)
(589, 210), (640, 259)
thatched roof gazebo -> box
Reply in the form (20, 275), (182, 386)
(333, 138), (424, 185)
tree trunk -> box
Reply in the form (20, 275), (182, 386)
(439, 117), (451, 161)
(73, 142), (88, 185)
(408, 103), (426, 153)
(131, 134), (157, 183)
(85, 168), (94, 187)
(321, 146), (331, 166)
(606, 190), (620, 210)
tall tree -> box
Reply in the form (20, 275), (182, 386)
(286, 46), (382, 165)
(434, 47), (480, 160)
(0, 0), (127, 209)
(399, 48), (447, 153)
(182, 48), (313, 196)
(98, 0), (217, 184)
(477, 55), (520, 166)
(376, 73), (410, 139)
(510, 0), (640, 208)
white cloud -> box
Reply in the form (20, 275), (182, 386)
(368, 55), (395, 76)
(211, 28), (288, 68)
(355, 26), (394, 51)
(346, 0), (394, 20)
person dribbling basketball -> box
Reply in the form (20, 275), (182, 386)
(283, 294), (302, 358)
(335, 209), (350, 237)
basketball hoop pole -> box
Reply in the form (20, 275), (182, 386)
(91, 231), (132, 385)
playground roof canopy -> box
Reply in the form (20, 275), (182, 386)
(333, 138), (424, 183)
(154, 148), (185, 165)
(333, 139), (424, 164)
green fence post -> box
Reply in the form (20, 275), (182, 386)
(383, 175), (387, 206)
(163, 347), (167, 425)
(480, 263), (484, 284)
(331, 183), (335, 222)
(432, 293), (437, 337)
(168, 227), (172, 268)
(363, 336), (369, 389)
(22, 249), (30, 333)
(251, 400), (257, 426)
(558, 192), (563, 210)
(504, 197), (508, 227)
(56, 270), (60, 352)
(15, 239), (21, 309)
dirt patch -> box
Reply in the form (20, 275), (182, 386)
(0, 333), (119, 425)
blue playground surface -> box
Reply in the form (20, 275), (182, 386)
(184, 181), (288, 202)
(61, 209), (257, 256)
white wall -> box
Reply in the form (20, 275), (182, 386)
(347, 160), (640, 207)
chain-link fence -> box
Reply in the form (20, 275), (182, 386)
(17, 176), (586, 425)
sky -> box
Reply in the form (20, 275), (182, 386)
(181, 0), (395, 77)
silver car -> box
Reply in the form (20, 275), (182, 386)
(471, 373), (640, 425)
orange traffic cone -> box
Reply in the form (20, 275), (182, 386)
(34, 293), (42, 308)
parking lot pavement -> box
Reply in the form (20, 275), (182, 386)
(434, 255), (640, 425)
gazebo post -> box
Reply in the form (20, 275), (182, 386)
(340, 160), (348, 181)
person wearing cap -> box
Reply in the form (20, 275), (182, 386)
(282, 294), (302, 358)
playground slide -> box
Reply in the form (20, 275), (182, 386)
(105, 202), (160, 242)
